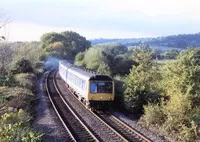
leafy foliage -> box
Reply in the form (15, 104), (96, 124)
(13, 42), (44, 62)
(124, 44), (161, 113)
(74, 52), (85, 67)
(140, 47), (200, 141)
(40, 32), (66, 49)
(61, 31), (91, 55)
(40, 31), (91, 59)
(14, 73), (37, 91)
(142, 104), (165, 126)
(0, 41), (44, 141)
(10, 58), (33, 74)
(0, 110), (43, 142)
(163, 49), (179, 59)
(0, 43), (13, 75)
(75, 43), (134, 76)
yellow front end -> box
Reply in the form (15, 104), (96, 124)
(87, 81), (115, 101)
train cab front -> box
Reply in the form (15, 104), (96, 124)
(88, 75), (114, 110)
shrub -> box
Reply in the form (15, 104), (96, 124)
(0, 110), (43, 142)
(3, 87), (34, 111)
(32, 61), (44, 76)
(114, 79), (125, 108)
(124, 45), (162, 113)
(189, 107), (200, 125)
(163, 92), (192, 132)
(74, 52), (85, 67)
(179, 122), (198, 142)
(10, 58), (33, 74)
(5, 87), (33, 97)
(97, 63), (112, 76)
(142, 104), (165, 127)
(14, 73), (37, 91)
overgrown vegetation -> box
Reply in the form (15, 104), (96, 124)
(74, 40), (200, 141)
(1, 29), (200, 141)
(40, 31), (91, 60)
(75, 43), (134, 76)
(124, 44), (161, 113)
(137, 48), (200, 141)
(0, 30), (91, 141)
(0, 41), (44, 141)
(0, 109), (43, 142)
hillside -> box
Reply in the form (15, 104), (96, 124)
(90, 32), (200, 49)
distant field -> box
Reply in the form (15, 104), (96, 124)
(150, 46), (182, 52)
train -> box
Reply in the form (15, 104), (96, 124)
(59, 60), (115, 108)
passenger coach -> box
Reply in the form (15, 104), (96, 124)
(59, 61), (114, 108)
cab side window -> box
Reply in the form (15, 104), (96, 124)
(90, 82), (97, 93)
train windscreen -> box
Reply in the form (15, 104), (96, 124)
(90, 81), (112, 93)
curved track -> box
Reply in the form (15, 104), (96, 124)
(94, 111), (151, 142)
(46, 70), (98, 142)
(55, 71), (152, 142)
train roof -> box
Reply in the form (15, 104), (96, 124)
(59, 60), (112, 81)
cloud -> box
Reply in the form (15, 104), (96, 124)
(98, 0), (200, 17)
(0, 21), (155, 41)
(1, 0), (200, 41)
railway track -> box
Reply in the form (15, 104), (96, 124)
(94, 111), (151, 142)
(45, 70), (98, 142)
(54, 71), (152, 142)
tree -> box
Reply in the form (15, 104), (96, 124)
(74, 52), (85, 67)
(40, 31), (90, 59)
(61, 31), (91, 56)
(124, 44), (161, 113)
(102, 43), (128, 55)
(45, 41), (70, 58)
(74, 43), (134, 76)
(10, 58), (32, 74)
(83, 47), (103, 70)
(40, 32), (66, 49)
(0, 43), (13, 75)
(141, 48), (200, 141)
(0, 11), (10, 40)
(164, 48), (200, 107)
(164, 49), (179, 59)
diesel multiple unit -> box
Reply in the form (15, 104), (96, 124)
(59, 60), (114, 108)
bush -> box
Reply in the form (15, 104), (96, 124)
(179, 122), (198, 142)
(10, 58), (33, 74)
(0, 110), (43, 142)
(5, 87), (33, 97)
(124, 45), (162, 113)
(189, 107), (200, 126)
(3, 87), (34, 111)
(32, 61), (44, 76)
(142, 104), (165, 127)
(97, 63), (112, 76)
(74, 52), (85, 67)
(113, 79), (125, 108)
(14, 73), (37, 91)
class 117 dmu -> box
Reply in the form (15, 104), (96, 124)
(59, 60), (115, 108)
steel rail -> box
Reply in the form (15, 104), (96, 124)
(61, 71), (151, 142)
(45, 71), (76, 142)
(60, 74), (129, 142)
(107, 112), (151, 142)
(52, 71), (99, 142)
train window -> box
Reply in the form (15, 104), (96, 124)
(98, 82), (105, 93)
(90, 81), (112, 93)
(90, 82), (97, 93)
(105, 82), (112, 93)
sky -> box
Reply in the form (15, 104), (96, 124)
(0, 0), (200, 41)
